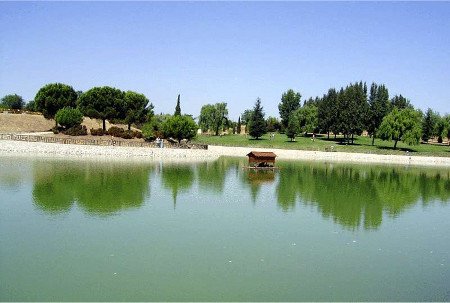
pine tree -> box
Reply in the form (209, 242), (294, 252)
(174, 94), (181, 116)
(237, 116), (241, 134)
(248, 98), (267, 139)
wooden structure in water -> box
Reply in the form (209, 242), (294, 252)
(246, 151), (277, 169)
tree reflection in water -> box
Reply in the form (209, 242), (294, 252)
(32, 160), (152, 216)
(29, 156), (450, 229)
(276, 161), (450, 230)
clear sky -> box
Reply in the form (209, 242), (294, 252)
(1, 1), (449, 119)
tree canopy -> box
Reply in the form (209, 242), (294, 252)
(124, 91), (151, 130)
(77, 86), (125, 131)
(35, 83), (78, 120)
(278, 89), (301, 129)
(378, 107), (422, 149)
(1, 94), (25, 110)
(296, 104), (318, 135)
(367, 83), (390, 145)
(162, 115), (197, 143)
(55, 107), (84, 129)
(198, 103), (228, 136)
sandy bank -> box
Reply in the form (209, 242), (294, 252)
(1, 140), (450, 167)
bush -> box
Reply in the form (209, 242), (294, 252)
(63, 125), (87, 136)
(55, 107), (84, 129)
(134, 131), (143, 139)
(90, 128), (105, 136)
(107, 126), (125, 137)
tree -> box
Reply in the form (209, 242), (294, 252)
(55, 107), (84, 129)
(285, 113), (299, 141)
(442, 115), (450, 145)
(266, 116), (281, 133)
(336, 82), (368, 144)
(367, 83), (390, 145)
(162, 115), (197, 143)
(296, 104), (318, 135)
(25, 100), (36, 112)
(1, 94), (25, 109)
(34, 83), (78, 122)
(278, 89), (301, 129)
(77, 86), (125, 131)
(421, 108), (439, 142)
(174, 94), (181, 116)
(391, 94), (412, 110)
(198, 103), (228, 135)
(248, 98), (266, 139)
(123, 91), (152, 130)
(318, 88), (338, 139)
(237, 116), (241, 134)
(377, 107), (422, 149)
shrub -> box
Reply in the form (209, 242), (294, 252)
(107, 126), (125, 137)
(55, 107), (84, 129)
(121, 131), (133, 139)
(90, 128), (105, 136)
(134, 131), (143, 139)
(64, 125), (87, 136)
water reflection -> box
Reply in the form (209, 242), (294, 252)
(161, 164), (195, 208)
(276, 162), (450, 229)
(24, 157), (450, 229)
(32, 161), (152, 216)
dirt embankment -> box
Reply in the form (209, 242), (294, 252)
(0, 112), (134, 134)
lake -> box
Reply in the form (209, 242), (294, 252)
(0, 156), (449, 301)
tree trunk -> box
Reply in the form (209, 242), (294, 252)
(128, 124), (131, 131)
(371, 135), (375, 146)
(393, 139), (398, 150)
(351, 133), (354, 144)
(327, 131), (330, 139)
(102, 119), (106, 131)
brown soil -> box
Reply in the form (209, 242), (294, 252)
(0, 112), (142, 142)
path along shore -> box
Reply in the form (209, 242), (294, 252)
(1, 139), (450, 167)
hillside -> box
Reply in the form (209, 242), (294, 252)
(0, 112), (132, 134)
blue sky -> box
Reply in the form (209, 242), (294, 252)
(1, 2), (449, 119)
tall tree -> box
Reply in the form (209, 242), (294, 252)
(198, 103), (228, 135)
(421, 108), (439, 142)
(278, 89), (301, 129)
(77, 86), (125, 131)
(123, 91), (152, 130)
(318, 88), (338, 139)
(174, 94), (181, 116)
(248, 98), (267, 139)
(35, 83), (78, 122)
(1, 94), (25, 110)
(296, 104), (318, 135)
(285, 113), (299, 142)
(367, 83), (390, 145)
(336, 82), (368, 144)
(237, 116), (241, 134)
(377, 107), (422, 149)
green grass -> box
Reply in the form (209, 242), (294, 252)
(192, 133), (450, 157)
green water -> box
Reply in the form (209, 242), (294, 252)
(0, 156), (449, 301)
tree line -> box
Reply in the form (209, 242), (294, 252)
(2, 81), (450, 148)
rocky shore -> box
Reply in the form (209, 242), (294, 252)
(1, 139), (450, 167)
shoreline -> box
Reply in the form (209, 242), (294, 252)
(1, 139), (450, 167)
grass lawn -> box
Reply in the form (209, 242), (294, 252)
(192, 133), (450, 157)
